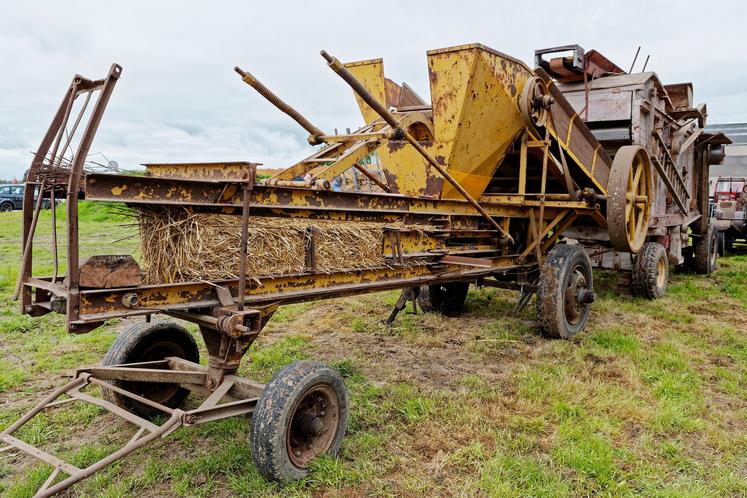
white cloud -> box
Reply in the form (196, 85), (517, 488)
(1, 0), (745, 179)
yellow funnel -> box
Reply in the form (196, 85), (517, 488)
(343, 44), (537, 200)
(427, 44), (536, 199)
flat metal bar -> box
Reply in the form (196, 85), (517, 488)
(67, 391), (159, 432)
(0, 435), (80, 475)
(38, 413), (182, 498)
(438, 255), (497, 268)
(2, 376), (88, 436)
(84, 172), (589, 220)
(76, 265), (505, 322)
(24, 277), (68, 295)
(45, 397), (78, 409)
(39, 467), (61, 493)
(87, 377), (175, 415)
(199, 379), (236, 409)
(185, 398), (257, 425)
(521, 210), (568, 258)
(167, 357), (265, 398)
(321, 131), (389, 142)
(80, 367), (206, 385)
(102, 359), (170, 369)
(126, 426), (147, 447)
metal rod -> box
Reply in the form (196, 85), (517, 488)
(320, 50), (512, 244)
(51, 187), (58, 283)
(238, 168), (254, 311)
(234, 66), (325, 143)
(353, 163), (389, 192)
(54, 90), (93, 169)
(641, 55), (650, 72)
(628, 46), (641, 73)
(13, 180), (47, 300)
(46, 81), (79, 180)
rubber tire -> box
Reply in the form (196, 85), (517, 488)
(537, 244), (593, 339)
(251, 361), (348, 482)
(694, 225), (718, 274)
(101, 321), (199, 419)
(632, 242), (668, 299)
(416, 282), (469, 315)
(0, 202), (13, 213)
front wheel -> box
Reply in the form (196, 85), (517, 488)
(537, 244), (595, 338)
(632, 242), (669, 299)
(251, 361), (348, 482)
(101, 321), (200, 418)
(0, 202), (13, 212)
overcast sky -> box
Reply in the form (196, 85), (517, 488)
(1, 0), (745, 180)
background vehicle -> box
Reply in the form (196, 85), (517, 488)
(0, 184), (55, 212)
(714, 176), (747, 254)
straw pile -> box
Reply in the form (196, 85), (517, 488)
(137, 209), (395, 284)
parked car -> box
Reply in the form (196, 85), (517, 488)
(0, 184), (55, 212)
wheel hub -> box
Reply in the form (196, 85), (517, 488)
(287, 385), (339, 468)
(656, 256), (667, 288)
(564, 267), (589, 325)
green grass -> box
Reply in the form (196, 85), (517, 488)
(0, 207), (746, 497)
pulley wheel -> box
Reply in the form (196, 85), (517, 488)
(519, 77), (550, 132)
(606, 145), (652, 253)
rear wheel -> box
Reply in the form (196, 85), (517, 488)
(251, 361), (348, 482)
(417, 282), (469, 315)
(537, 244), (594, 338)
(0, 202), (13, 212)
(632, 242), (668, 299)
(694, 225), (718, 274)
(101, 321), (199, 418)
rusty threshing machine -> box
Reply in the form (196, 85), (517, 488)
(533, 45), (729, 298)
(3, 43), (705, 495)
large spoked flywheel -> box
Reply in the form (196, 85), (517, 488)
(607, 145), (653, 253)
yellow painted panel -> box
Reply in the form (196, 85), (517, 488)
(427, 44), (535, 199)
(344, 59), (387, 124)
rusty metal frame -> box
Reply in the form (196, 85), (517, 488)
(8, 53), (615, 496)
(0, 357), (261, 498)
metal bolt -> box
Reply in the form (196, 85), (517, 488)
(320, 410), (326, 417)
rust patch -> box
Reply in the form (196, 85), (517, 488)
(387, 141), (406, 153)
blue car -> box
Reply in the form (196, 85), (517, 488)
(0, 184), (54, 212)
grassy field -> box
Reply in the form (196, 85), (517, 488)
(0, 206), (745, 497)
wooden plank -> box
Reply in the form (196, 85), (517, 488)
(79, 255), (142, 289)
(563, 90), (633, 122)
